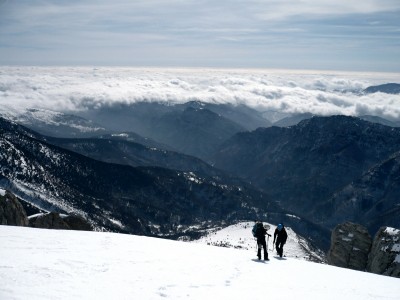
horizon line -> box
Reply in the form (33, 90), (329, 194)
(1, 64), (400, 76)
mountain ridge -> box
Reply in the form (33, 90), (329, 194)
(212, 115), (400, 233)
(363, 83), (400, 94)
(0, 117), (279, 238)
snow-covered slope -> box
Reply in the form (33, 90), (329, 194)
(192, 221), (326, 262)
(1, 226), (399, 300)
(0, 108), (106, 138)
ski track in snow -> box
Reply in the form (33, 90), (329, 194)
(0, 226), (399, 300)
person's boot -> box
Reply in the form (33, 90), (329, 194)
(257, 248), (261, 260)
(264, 251), (269, 261)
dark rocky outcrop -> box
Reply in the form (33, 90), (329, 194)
(328, 222), (400, 278)
(29, 212), (93, 231)
(0, 190), (29, 226)
(327, 222), (372, 271)
(0, 189), (93, 231)
(29, 212), (70, 229)
(367, 227), (400, 277)
(63, 214), (93, 231)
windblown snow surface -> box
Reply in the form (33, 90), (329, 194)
(1, 226), (399, 300)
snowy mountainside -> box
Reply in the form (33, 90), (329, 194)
(0, 108), (107, 138)
(0, 117), (281, 237)
(192, 221), (326, 262)
(0, 225), (399, 300)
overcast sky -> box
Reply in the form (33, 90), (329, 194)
(1, 0), (400, 72)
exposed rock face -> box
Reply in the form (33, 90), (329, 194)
(29, 212), (93, 231)
(63, 214), (93, 231)
(0, 189), (93, 231)
(367, 227), (400, 278)
(29, 212), (71, 229)
(0, 189), (29, 226)
(327, 222), (372, 271)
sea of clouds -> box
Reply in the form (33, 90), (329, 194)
(0, 66), (399, 121)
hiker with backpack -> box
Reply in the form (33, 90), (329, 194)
(273, 223), (288, 258)
(252, 221), (271, 260)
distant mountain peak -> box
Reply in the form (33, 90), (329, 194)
(363, 83), (400, 94)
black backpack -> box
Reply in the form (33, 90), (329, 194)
(252, 222), (265, 238)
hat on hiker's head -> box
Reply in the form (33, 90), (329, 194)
(277, 223), (283, 231)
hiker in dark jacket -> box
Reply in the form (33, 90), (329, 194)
(252, 221), (271, 260)
(273, 223), (288, 257)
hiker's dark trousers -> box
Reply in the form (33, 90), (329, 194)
(275, 240), (284, 257)
(257, 238), (268, 260)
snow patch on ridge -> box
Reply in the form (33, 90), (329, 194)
(385, 227), (400, 236)
(108, 218), (124, 229)
(285, 214), (301, 220)
(192, 221), (326, 262)
(27, 213), (45, 219)
(184, 172), (203, 184)
(111, 133), (129, 138)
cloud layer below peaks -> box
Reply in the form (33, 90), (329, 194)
(0, 67), (399, 121)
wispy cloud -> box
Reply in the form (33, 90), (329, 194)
(255, 0), (400, 20)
